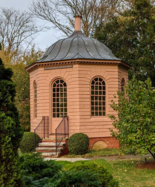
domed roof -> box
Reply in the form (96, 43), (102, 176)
(37, 31), (120, 62)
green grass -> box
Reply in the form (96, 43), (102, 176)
(109, 159), (155, 187)
(56, 158), (155, 187)
(61, 147), (136, 158)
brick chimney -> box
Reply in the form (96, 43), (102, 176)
(74, 15), (82, 31)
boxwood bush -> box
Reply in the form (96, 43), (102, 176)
(68, 133), (89, 155)
(70, 162), (119, 187)
(20, 132), (40, 153)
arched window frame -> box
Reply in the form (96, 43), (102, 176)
(52, 78), (67, 118)
(91, 76), (106, 117)
(34, 81), (37, 118)
(121, 78), (125, 95)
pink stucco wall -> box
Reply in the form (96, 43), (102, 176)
(29, 63), (128, 138)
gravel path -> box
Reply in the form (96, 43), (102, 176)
(44, 154), (151, 162)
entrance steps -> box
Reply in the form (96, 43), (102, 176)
(35, 138), (67, 157)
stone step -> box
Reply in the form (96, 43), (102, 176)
(36, 147), (62, 152)
(38, 142), (65, 147)
(42, 137), (67, 142)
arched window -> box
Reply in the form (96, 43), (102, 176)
(121, 78), (125, 94)
(34, 81), (37, 118)
(91, 77), (106, 116)
(53, 79), (67, 118)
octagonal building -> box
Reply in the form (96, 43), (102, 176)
(26, 16), (130, 153)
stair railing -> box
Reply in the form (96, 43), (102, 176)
(34, 116), (49, 149)
(55, 116), (69, 154)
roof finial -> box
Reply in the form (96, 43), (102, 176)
(74, 15), (82, 31)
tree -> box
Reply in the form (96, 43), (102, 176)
(0, 45), (43, 131)
(30, 0), (122, 37)
(11, 47), (43, 131)
(0, 58), (23, 186)
(0, 7), (43, 58)
(94, 0), (155, 85)
(109, 77), (155, 159)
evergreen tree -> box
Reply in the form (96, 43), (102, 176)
(0, 58), (23, 186)
(95, 0), (155, 85)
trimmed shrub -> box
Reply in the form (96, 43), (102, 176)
(47, 170), (101, 187)
(19, 153), (62, 186)
(19, 153), (101, 187)
(20, 132), (40, 153)
(70, 162), (119, 187)
(68, 133), (89, 155)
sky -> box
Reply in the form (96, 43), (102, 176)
(0, 0), (64, 51)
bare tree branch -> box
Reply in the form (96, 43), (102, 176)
(0, 7), (45, 57)
(30, 0), (123, 37)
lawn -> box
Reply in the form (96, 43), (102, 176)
(61, 147), (140, 158)
(56, 158), (155, 187)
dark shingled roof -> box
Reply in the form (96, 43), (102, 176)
(37, 31), (120, 62)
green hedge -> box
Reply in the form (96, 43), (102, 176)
(19, 153), (102, 187)
(68, 133), (89, 155)
(70, 162), (119, 187)
(20, 132), (40, 153)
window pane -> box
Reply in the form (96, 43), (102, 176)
(53, 79), (67, 117)
(95, 101), (98, 105)
(34, 81), (37, 118)
(91, 77), (106, 117)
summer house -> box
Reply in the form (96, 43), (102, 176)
(26, 16), (130, 156)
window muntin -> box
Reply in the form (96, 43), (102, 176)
(91, 77), (106, 116)
(53, 79), (67, 118)
(34, 81), (37, 118)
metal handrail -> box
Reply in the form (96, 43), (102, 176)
(34, 116), (49, 149)
(55, 116), (69, 154)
